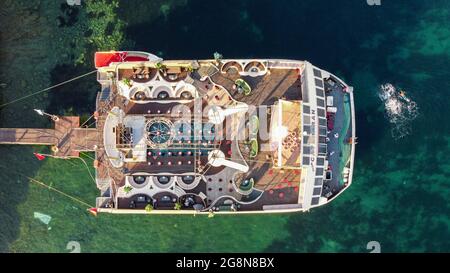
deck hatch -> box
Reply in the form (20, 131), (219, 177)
(303, 125), (311, 134)
(302, 156), (310, 165)
(311, 197), (320, 205)
(316, 157), (325, 166)
(313, 68), (322, 78)
(303, 115), (311, 125)
(319, 118), (326, 126)
(304, 135), (314, 145)
(302, 145), (312, 155)
(303, 105), (310, 113)
(318, 144), (327, 155)
(317, 108), (325, 117)
(315, 78), (324, 88)
(313, 187), (322, 196)
(315, 167), (324, 176)
(319, 136), (327, 144)
(316, 88), (324, 98)
(319, 126), (327, 136)
(314, 177), (323, 186)
(317, 98), (325, 107)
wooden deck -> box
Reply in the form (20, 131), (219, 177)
(212, 68), (302, 105)
(212, 67), (303, 200)
(0, 116), (100, 157)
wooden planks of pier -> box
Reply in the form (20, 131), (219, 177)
(0, 128), (58, 145)
(0, 116), (101, 157)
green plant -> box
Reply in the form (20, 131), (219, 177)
(155, 62), (166, 70)
(235, 79), (252, 96)
(69, 0), (126, 64)
(213, 52), (223, 63)
(123, 185), (132, 194)
(174, 202), (182, 210)
(185, 65), (194, 72)
(122, 78), (132, 87)
(86, 0), (124, 50)
(249, 115), (260, 137)
(145, 204), (153, 212)
(249, 138), (259, 158)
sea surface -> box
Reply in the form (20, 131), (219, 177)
(0, 0), (449, 252)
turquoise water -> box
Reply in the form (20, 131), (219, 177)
(0, 0), (449, 252)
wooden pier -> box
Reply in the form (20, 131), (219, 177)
(0, 116), (100, 157)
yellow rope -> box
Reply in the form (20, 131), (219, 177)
(74, 155), (97, 185)
(80, 113), (95, 128)
(27, 176), (93, 208)
(0, 164), (94, 208)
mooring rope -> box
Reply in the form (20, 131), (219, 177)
(0, 70), (97, 108)
(0, 164), (93, 208)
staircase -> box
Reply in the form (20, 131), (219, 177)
(173, 185), (187, 197)
(96, 177), (111, 195)
(198, 64), (219, 79)
(96, 197), (112, 208)
(184, 75), (195, 85)
(100, 84), (111, 101)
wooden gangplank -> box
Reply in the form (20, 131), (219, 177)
(0, 116), (101, 157)
(0, 128), (57, 145)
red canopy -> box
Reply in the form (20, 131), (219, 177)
(95, 52), (125, 68)
(94, 51), (149, 68)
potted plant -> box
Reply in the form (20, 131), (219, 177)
(122, 78), (132, 87)
(145, 204), (153, 212)
(213, 52), (223, 64)
(235, 78), (251, 96)
(123, 185), (132, 194)
(208, 210), (215, 218)
(249, 138), (259, 159)
(155, 62), (167, 75)
(249, 115), (259, 138)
